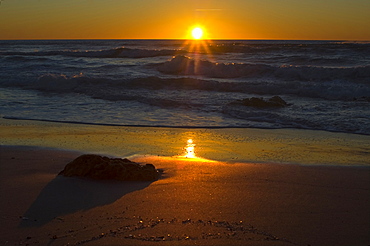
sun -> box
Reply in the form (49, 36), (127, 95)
(191, 27), (204, 40)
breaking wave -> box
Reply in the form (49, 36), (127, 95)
(155, 55), (370, 81)
(192, 40), (370, 54)
(3, 73), (367, 102)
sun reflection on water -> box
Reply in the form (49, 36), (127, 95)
(185, 139), (196, 158)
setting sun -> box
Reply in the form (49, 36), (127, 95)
(191, 27), (204, 40)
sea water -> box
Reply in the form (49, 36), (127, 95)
(0, 40), (369, 135)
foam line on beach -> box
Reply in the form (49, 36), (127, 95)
(2, 116), (291, 130)
(4, 116), (370, 136)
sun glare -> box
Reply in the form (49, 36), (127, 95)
(191, 27), (203, 40)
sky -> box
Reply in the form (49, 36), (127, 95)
(0, 0), (369, 40)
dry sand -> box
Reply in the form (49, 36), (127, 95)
(0, 145), (369, 246)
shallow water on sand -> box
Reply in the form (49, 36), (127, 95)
(1, 118), (369, 166)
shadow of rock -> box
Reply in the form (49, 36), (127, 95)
(19, 176), (152, 227)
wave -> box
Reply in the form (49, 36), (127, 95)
(79, 47), (187, 58)
(155, 55), (370, 81)
(182, 40), (370, 54)
(221, 103), (370, 135)
(2, 72), (368, 101)
(17, 74), (200, 109)
(0, 47), (187, 59)
(1, 55), (52, 62)
(2, 40), (369, 60)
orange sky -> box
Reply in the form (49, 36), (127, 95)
(0, 0), (369, 40)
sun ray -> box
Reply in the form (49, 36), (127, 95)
(177, 25), (216, 75)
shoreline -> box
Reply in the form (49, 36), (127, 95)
(4, 116), (370, 136)
(1, 145), (369, 246)
(1, 118), (369, 166)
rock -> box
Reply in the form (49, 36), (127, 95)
(268, 96), (289, 106)
(353, 96), (370, 102)
(59, 154), (159, 181)
(229, 96), (290, 108)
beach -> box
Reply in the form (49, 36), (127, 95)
(1, 118), (369, 246)
(1, 3), (370, 246)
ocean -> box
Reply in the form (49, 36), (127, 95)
(1, 39), (369, 135)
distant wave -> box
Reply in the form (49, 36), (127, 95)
(155, 55), (370, 81)
(1, 40), (369, 59)
(183, 40), (370, 54)
(0, 47), (187, 59)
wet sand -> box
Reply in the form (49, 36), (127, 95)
(0, 145), (369, 246)
(1, 117), (369, 166)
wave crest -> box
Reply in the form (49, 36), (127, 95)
(81, 47), (186, 58)
(1, 47), (186, 59)
(155, 55), (370, 81)
(13, 73), (365, 102)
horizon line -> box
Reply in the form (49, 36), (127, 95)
(1, 38), (369, 42)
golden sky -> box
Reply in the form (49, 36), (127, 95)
(0, 0), (369, 40)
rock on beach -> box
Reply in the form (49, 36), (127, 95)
(59, 154), (159, 181)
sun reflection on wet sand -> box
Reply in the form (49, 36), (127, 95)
(185, 139), (196, 158)
(177, 138), (216, 163)
(128, 137), (217, 165)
